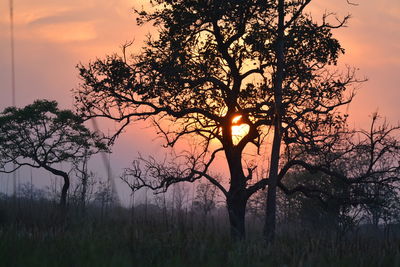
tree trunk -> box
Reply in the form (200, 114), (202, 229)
(227, 193), (247, 240)
(60, 173), (70, 209)
(80, 171), (88, 210)
(42, 165), (70, 210)
(372, 209), (380, 228)
(79, 155), (89, 211)
(223, 138), (248, 240)
(264, 129), (282, 242)
(264, 0), (285, 243)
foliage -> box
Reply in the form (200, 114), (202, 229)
(0, 100), (108, 207)
(0, 100), (107, 172)
(75, 0), (361, 239)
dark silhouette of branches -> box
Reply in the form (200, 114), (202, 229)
(121, 149), (227, 197)
(74, 0), (364, 240)
(278, 114), (400, 215)
(0, 100), (108, 208)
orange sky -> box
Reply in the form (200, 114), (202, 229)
(0, 0), (398, 122)
(0, 0), (399, 200)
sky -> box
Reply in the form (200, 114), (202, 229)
(0, 0), (399, 203)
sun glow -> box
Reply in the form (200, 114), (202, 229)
(231, 115), (250, 144)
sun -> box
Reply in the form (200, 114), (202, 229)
(231, 115), (249, 144)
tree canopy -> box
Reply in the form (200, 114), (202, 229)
(77, 0), (355, 148)
(75, 0), (367, 240)
(0, 100), (107, 207)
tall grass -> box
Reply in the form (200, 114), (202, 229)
(1, 197), (399, 267)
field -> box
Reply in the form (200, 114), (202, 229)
(1, 197), (400, 267)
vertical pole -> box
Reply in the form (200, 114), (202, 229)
(9, 0), (17, 200)
(9, 0), (15, 107)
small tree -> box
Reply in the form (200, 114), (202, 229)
(70, 155), (98, 211)
(0, 100), (107, 209)
(94, 180), (115, 218)
(193, 181), (219, 217)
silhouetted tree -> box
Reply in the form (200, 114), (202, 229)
(193, 181), (219, 217)
(362, 183), (400, 227)
(70, 153), (98, 211)
(0, 100), (107, 209)
(278, 114), (400, 231)
(94, 180), (115, 218)
(277, 171), (362, 235)
(17, 182), (47, 202)
(247, 189), (267, 223)
(75, 0), (360, 239)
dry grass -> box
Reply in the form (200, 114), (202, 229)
(1, 197), (399, 267)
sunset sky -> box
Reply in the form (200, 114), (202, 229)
(0, 0), (399, 201)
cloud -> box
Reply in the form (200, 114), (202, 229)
(1, 1), (399, 128)
(0, 0), (142, 41)
(28, 10), (90, 26)
(34, 21), (97, 43)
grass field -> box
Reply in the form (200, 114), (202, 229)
(1, 198), (400, 267)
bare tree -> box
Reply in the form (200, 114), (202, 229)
(70, 154), (98, 211)
(193, 181), (219, 217)
(277, 114), (400, 231)
(172, 183), (187, 214)
(94, 180), (115, 219)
